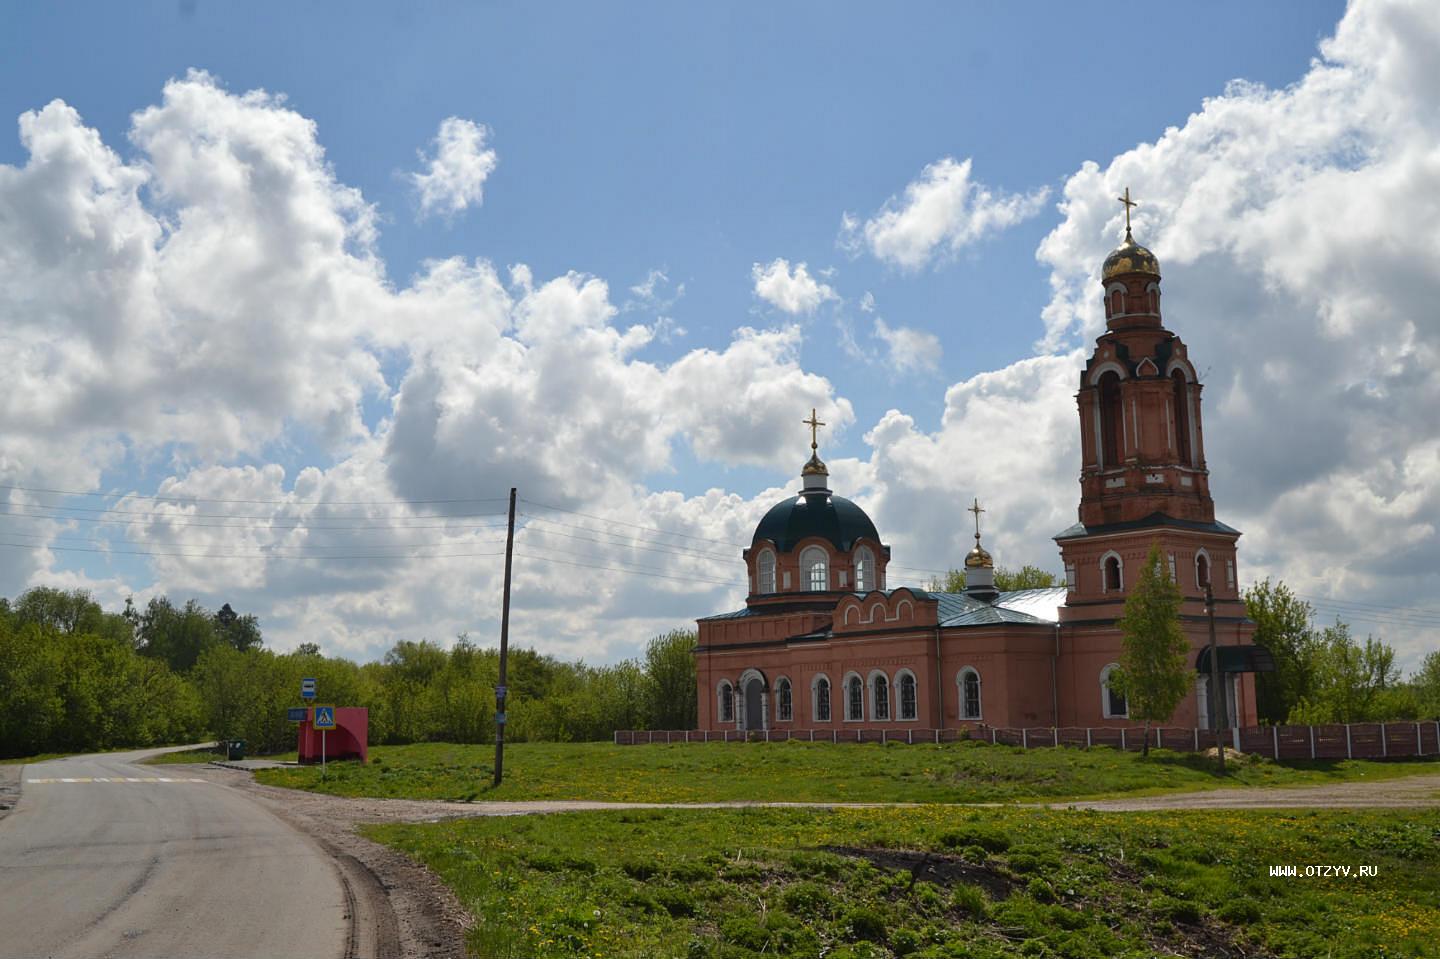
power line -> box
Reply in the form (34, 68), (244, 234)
(0, 500), (507, 523)
(514, 552), (740, 589)
(519, 514), (738, 562)
(0, 507), (513, 533)
(519, 497), (749, 549)
(0, 540), (508, 561)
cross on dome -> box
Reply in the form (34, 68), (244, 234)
(804, 408), (826, 451)
(968, 497), (985, 542)
(1117, 187), (1137, 238)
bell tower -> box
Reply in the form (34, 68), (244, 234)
(1057, 190), (1244, 617)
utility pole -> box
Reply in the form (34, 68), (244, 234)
(1205, 582), (1225, 774)
(494, 487), (516, 788)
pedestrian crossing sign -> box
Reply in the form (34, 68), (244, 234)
(313, 706), (336, 729)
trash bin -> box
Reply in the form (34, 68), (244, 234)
(226, 739), (246, 761)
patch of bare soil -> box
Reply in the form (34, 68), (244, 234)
(1051, 770), (1440, 811)
(176, 764), (477, 959)
(823, 845), (1014, 900)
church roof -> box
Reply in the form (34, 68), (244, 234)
(929, 587), (1066, 627)
(751, 492), (881, 553)
(1053, 512), (1241, 541)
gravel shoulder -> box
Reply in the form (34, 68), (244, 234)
(1049, 770), (1440, 811)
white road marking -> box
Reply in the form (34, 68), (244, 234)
(25, 777), (211, 785)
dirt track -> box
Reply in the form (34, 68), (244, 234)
(1047, 771), (1440, 811)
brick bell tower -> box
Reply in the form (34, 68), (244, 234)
(1056, 190), (1252, 717)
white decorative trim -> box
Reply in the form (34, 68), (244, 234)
(716, 679), (736, 726)
(895, 669), (920, 722)
(1136, 357), (1159, 376)
(756, 547), (776, 594)
(1100, 663), (1128, 719)
(867, 669), (892, 722)
(1194, 548), (1212, 590)
(774, 675), (794, 723)
(800, 545), (829, 592)
(810, 672), (833, 723)
(1088, 360), (1128, 386)
(957, 666), (983, 721)
(1099, 550), (1124, 593)
(841, 671), (865, 722)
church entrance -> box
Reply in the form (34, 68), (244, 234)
(744, 677), (766, 731)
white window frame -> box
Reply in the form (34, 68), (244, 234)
(757, 549), (776, 594)
(1195, 548), (1211, 590)
(958, 667), (982, 721)
(1100, 551), (1124, 593)
(854, 546), (875, 592)
(843, 672), (865, 722)
(896, 669), (919, 722)
(811, 673), (832, 723)
(717, 680), (735, 725)
(1100, 663), (1129, 719)
(869, 670), (890, 722)
(775, 676), (793, 722)
(800, 546), (829, 592)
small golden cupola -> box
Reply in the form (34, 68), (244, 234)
(800, 408), (830, 494)
(963, 497), (1000, 602)
(1101, 188), (1160, 281)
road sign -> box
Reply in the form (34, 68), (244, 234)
(286, 707), (308, 722)
(301, 678), (316, 700)
(313, 706), (336, 729)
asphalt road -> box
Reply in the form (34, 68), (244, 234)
(0, 745), (350, 959)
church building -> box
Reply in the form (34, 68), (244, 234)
(695, 201), (1260, 734)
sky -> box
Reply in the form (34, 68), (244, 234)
(2, 0), (1438, 670)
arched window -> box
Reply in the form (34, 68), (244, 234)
(854, 546), (875, 592)
(1196, 551), (1210, 590)
(1172, 370), (1192, 466)
(1109, 288), (1123, 316)
(1100, 664), (1128, 719)
(1103, 553), (1123, 592)
(718, 681), (734, 724)
(845, 674), (864, 721)
(776, 677), (792, 722)
(958, 668), (982, 720)
(898, 671), (918, 721)
(813, 675), (831, 722)
(757, 549), (776, 594)
(871, 672), (890, 721)
(1098, 371), (1123, 468)
(801, 546), (829, 592)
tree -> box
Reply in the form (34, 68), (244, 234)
(926, 565), (1061, 592)
(1244, 579), (1319, 723)
(1413, 651), (1440, 720)
(136, 597), (219, 673)
(1113, 543), (1190, 756)
(644, 629), (697, 729)
(213, 603), (263, 653)
(1288, 622), (1401, 724)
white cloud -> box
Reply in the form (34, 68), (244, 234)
(872, 318), (941, 375)
(410, 116), (498, 220)
(846, 157), (1049, 270)
(750, 258), (838, 314)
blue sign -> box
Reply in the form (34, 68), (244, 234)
(313, 706), (336, 730)
(286, 707), (308, 722)
(301, 678), (317, 700)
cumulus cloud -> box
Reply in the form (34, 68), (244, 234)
(844, 157), (1049, 270)
(410, 116), (498, 219)
(872, 318), (941, 375)
(751, 258), (838, 314)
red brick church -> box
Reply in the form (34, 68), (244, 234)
(695, 204), (1260, 735)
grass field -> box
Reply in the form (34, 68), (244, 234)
(252, 740), (1440, 804)
(369, 804), (1440, 958)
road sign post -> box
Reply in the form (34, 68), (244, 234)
(313, 706), (336, 778)
(301, 678), (316, 700)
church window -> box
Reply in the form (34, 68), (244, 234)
(898, 672), (917, 721)
(718, 682), (734, 723)
(1172, 370), (1192, 466)
(1196, 552), (1210, 589)
(871, 672), (890, 721)
(854, 546), (875, 592)
(959, 668), (982, 720)
(1226, 559), (1235, 589)
(1109, 288), (1123, 315)
(813, 675), (831, 722)
(801, 546), (829, 591)
(1098, 371), (1123, 467)
(1103, 554), (1123, 592)
(845, 674), (864, 721)
(1167, 553), (1177, 582)
(776, 678), (792, 722)
(1100, 664), (1128, 719)
(757, 550), (776, 593)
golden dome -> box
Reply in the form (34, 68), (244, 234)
(964, 542), (993, 569)
(801, 452), (829, 476)
(1102, 229), (1160, 281)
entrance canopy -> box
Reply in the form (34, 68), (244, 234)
(1195, 644), (1276, 674)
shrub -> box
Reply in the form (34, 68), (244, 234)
(951, 884), (989, 918)
(847, 905), (888, 942)
(939, 827), (1011, 853)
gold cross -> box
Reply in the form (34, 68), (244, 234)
(1117, 187), (1137, 234)
(803, 408), (826, 451)
(968, 497), (985, 540)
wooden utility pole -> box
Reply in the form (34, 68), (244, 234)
(1205, 582), (1225, 774)
(494, 487), (516, 787)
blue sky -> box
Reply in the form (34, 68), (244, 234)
(5, 0), (1439, 667)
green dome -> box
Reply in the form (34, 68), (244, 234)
(752, 493), (880, 553)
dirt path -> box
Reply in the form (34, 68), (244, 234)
(1047, 771), (1440, 811)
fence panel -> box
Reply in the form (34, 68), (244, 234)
(1382, 722), (1418, 757)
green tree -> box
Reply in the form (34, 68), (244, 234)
(926, 565), (1061, 593)
(1288, 622), (1401, 724)
(1244, 579), (1319, 723)
(1113, 543), (1190, 756)
(1413, 651), (1440, 720)
(136, 597), (220, 673)
(10, 586), (107, 636)
(213, 602), (263, 652)
(644, 629), (697, 729)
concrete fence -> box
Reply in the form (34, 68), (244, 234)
(612, 720), (1440, 760)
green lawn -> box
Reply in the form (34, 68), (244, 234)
(252, 740), (1440, 804)
(369, 804), (1440, 958)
